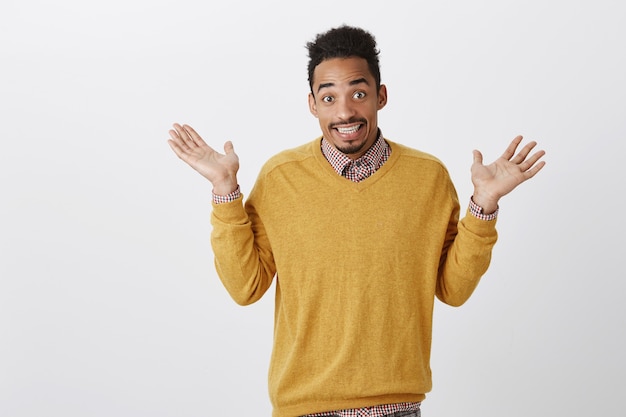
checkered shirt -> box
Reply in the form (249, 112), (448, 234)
(320, 130), (390, 182)
(303, 401), (421, 417)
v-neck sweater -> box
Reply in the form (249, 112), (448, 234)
(210, 137), (498, 417)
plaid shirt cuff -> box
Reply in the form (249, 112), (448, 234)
(212, 185), (241, 204)
(469, 197), (498, 221)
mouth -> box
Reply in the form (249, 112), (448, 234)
(336, 124), (362, 135)
(332, 121), (366, 140)
(328, 122), (369, 155)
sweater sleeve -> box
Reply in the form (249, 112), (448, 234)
(210, 186), (276, 306)
(436, 195), (498, 307)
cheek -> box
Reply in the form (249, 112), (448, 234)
(315, 109), (332, 124)
(365, 105), (379, 119)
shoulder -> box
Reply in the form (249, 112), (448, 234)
(386, 139), (458, 200)
(259, 138), (320, 175)
(387, 139), (449, 172)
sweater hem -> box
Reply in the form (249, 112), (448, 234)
(273, 393), (427, 417)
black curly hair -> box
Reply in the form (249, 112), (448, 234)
(306, 25), (381, 94)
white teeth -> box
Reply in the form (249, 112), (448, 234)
(337, 125), (360, 134)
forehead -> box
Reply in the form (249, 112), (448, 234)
(312, 57), (374, 88)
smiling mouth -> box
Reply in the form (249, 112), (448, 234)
(336, 125), (361, 134)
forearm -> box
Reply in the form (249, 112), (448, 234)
(436, 209), (498, 306)
(210, 197), (276, 305)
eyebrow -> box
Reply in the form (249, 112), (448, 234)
(316, 77), (369, 94)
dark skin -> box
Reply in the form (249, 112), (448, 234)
(307, 57), (387, 160)
(168, 56), (546, 213)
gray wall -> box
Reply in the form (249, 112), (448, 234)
(1, 0), (624, 416)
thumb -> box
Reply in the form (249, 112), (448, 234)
(472, 149), (483, 165)
(223, 141), (235, 155)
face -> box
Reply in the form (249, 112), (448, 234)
(308, 57), (387, 159)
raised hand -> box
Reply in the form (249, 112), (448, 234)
(168, 123), (239, 195)
(471, 135), (546, 213)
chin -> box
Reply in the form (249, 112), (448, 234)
(336, 142), (367, 155)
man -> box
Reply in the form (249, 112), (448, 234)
(168, 25), (545, 417)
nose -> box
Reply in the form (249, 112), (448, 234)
(335, 96), (356, 121)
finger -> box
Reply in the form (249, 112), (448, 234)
(512, 140), (538, 164)
(182, 124), (206, 146)
(167, 139), (188, 161)
(500, 135), (524, 160)
(172, 123), (196, 148)
(472, 149), (484, 165)
(168, 128), (192, 152)
(168, 125), (181, 141)
(522, 160), (546, 180)
(224, 140), (235, 155)
(519, 149), (546, 172)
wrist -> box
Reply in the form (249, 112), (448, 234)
(213, 185), (241, 204)
(211, 177), (238, 196)
(469, 196), (499, 221)
(471, 191), (498, 214)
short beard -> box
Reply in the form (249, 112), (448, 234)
(335, 141), (367, 155)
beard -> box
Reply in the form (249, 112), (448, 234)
(335, 140), (368, 155)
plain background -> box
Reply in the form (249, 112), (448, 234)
(1, 0), (624, 416)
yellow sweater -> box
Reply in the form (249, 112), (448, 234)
(210, 138), (498, 417)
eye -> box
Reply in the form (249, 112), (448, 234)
(322, 95), (334, 103)
(353, 91), (366, 99)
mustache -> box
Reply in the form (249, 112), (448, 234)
(329, 118), (367, 129)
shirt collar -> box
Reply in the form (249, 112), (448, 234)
(321, 129), (388, 176)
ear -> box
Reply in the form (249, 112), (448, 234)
(308, 92), (318, 117)
(377, 84), (388, 110)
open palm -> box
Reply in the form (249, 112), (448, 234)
(168, 123), (239, 194)
(471, 135), (546, 207)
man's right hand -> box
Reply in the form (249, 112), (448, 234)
(168, 123), (240, 195)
